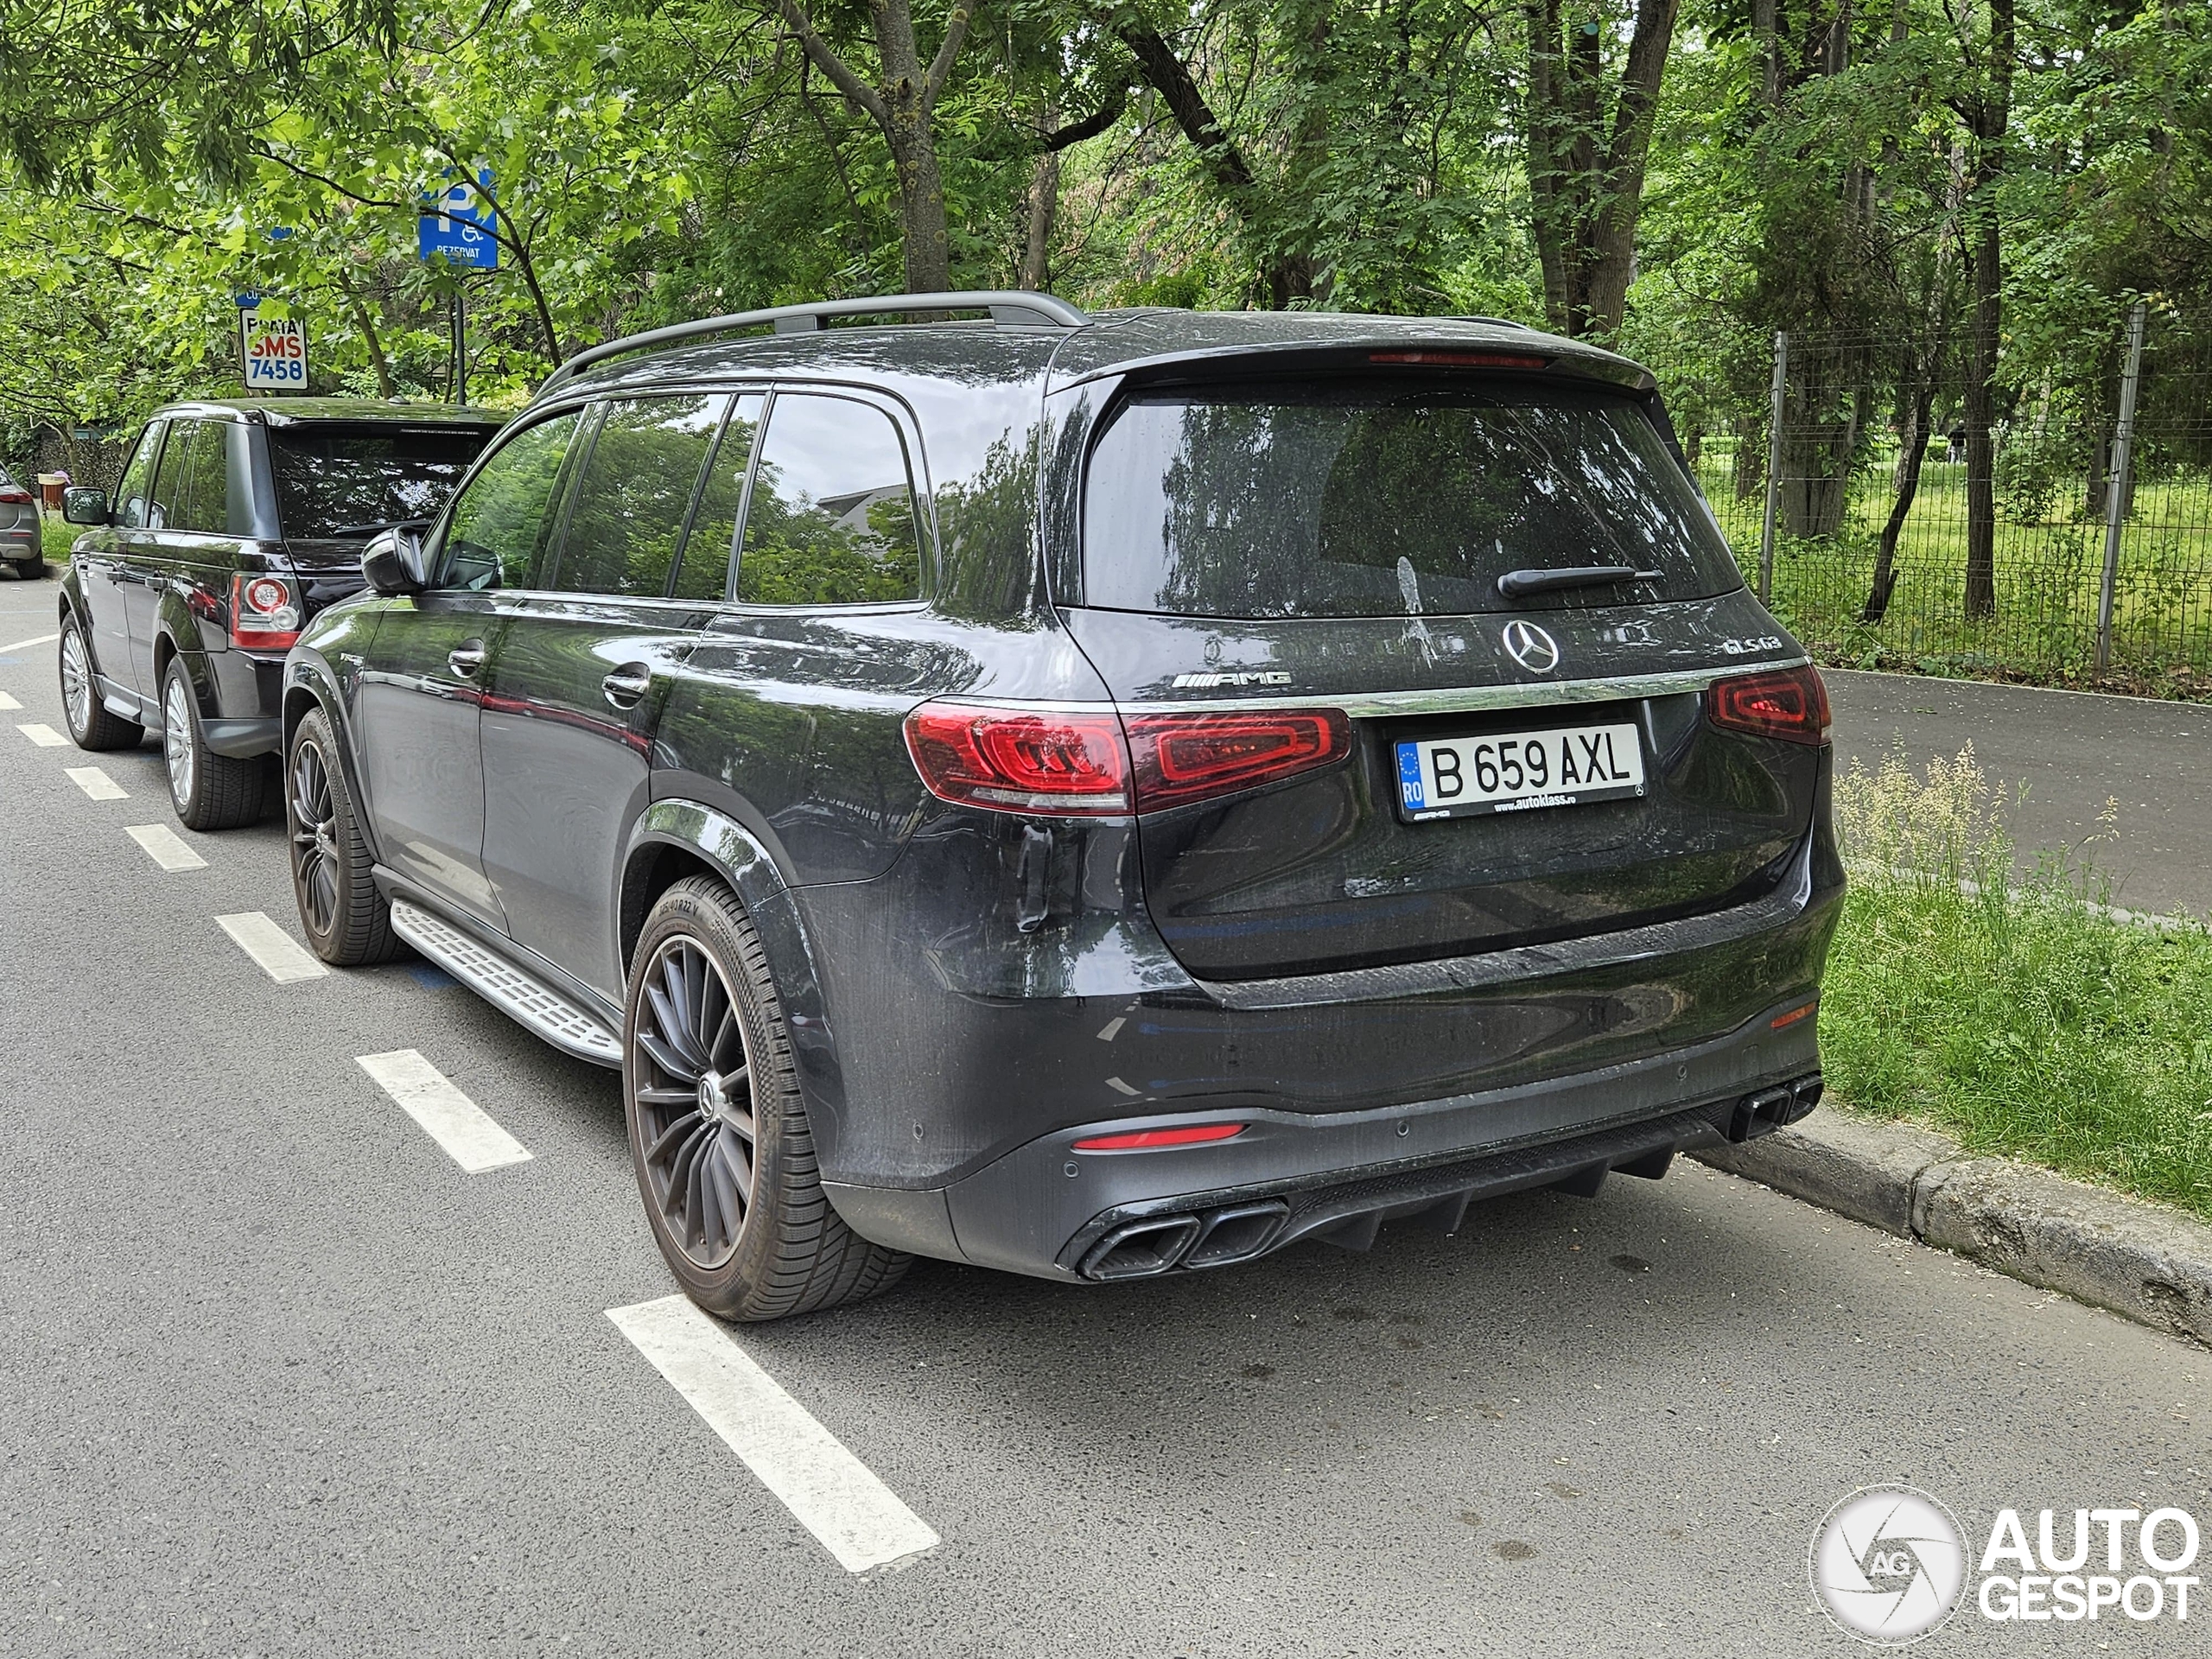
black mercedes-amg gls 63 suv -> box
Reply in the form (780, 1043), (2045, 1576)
(280, 294), (1842, 1320)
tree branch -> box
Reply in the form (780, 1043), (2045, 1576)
(774, 0), (890, 127)
(1117, 25), (1255, 197)
(922, 3), (973, 109)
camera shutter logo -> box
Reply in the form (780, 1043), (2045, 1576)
(1809, 1486), (1967, 1646)
(1500, 620), (1560, 673)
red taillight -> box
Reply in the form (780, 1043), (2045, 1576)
(1071, 1122), (1246, 1152)
(904, 702), (1131, 815)
(904, 701), (1352, 817)
(1707, 666), (1830, 746)
(0, 486), (31, 504)
(229, 572), (302, 651)
(1125, 709), (1350, 810)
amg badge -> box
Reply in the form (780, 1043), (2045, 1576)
(1171, 671), (1294, 689)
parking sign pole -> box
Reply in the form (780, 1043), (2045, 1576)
(2093, 299), (2147, 677)
(453, 288), (468, 406)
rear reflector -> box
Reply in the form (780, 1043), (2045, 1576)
(1125, 709), (1349, 811)
(1706, 665), (1830, 746)
(230, 572), (302, 651)
(1071, 1122), (1246, 1152)
(1770, 1000), (1818, 1030)
(1368, 350), (1550, 370)
(904, 701), (1351, 817)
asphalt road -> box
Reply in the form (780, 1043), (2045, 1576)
(1827, 669), (2212, 918)
(3, 568), (2208, 1657)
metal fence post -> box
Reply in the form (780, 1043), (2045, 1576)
(1759, 330), (1788, 604)
(2094, 300), (2148, 676)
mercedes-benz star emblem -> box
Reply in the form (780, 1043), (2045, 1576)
(1500, 619), (1561, 673)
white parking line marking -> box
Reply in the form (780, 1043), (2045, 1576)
(64, 766), (126, 800)
(607, 1294), (939, 1575)
(16, 721), (66, 747)
(1096, 1016), (1125, 1041)
(0, 690), (20, 710)
(355, 1050), (531, 1173)
(215, 912), (328, 982)
(126, 823), (207, 871)
(0, 632), (59, 653)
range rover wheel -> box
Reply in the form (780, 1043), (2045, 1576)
(286, 708), (398, 965)
(57, 613), (141, 750)
(162, 658), (266, 830)
(626, 876), (909, 1321)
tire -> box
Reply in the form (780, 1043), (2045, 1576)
(286, 707), (399, 966)
(626, 876), (910, 1321)
(57, 611), (142, 750)
(162, 657), (266, 830)
(16, 559), (42, 580)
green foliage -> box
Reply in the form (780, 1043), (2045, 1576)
(1822, 746), (2212, 1219)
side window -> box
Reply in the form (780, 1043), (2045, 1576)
(737, 393), (923, 606)
(177, 422), (235, 535)
(671, 393), (764, 601)
(112, 423), (164, 530)
(148, 419), (198, 531)
(438, 410), (584, 591)
(550, 395), (726, 597)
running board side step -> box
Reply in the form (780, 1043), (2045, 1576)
(389, 899), (622, 1067)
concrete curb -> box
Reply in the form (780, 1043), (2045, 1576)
(1694, 1110), (2212, 1349)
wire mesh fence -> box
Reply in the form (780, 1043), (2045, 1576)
(1647, 308), (2212, 699)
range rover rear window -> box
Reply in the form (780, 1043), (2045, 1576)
(270, 425), (495, 539)
(1080, 378), (1741, 619)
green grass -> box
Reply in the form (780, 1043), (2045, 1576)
(1696, 442), (2212, 698)
(1819, 747), (2212, 1220)
(40, 515), (74, 562)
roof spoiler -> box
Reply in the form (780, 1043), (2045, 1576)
(542, 290), (1089, 396)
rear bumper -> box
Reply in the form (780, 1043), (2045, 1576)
(825, 993), (1824, 1280)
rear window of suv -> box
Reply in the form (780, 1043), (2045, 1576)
(1081, 378), (1741, 618)
(270, 424), (495, 538)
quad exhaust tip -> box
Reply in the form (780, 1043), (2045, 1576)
(1079, 1200), (1290, 1281)
(1727, 1072), (1823, 1143)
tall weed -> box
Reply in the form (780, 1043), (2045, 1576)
(1822, 745), (2212, 1219)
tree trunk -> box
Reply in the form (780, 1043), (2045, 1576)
(1119, 25), (1314, 307)
(777, 0), (971, 296)
(1020, 104), (1059, 291)
(1522, 0), (1681, 339)
(335, 272), (395, 399)
(1864, 378), (1935, 622)
(1957, 0), (2012, 622)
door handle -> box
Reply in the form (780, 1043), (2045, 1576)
(601, 662), (652, 709)
(448, 640), (486, 678)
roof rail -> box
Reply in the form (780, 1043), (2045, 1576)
(543, 290), (1089, 394)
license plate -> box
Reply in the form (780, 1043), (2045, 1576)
(1394, 721), (1645, 821)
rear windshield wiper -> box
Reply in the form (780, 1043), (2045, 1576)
(1495, 565), (1662, 600)
(325, 516), (432, 537)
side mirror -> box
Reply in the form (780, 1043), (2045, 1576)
(361, 527), (430, 596)
(61, 487), (109, 526)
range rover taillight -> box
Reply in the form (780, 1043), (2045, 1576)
(230, 573), (302, 651)
(1706, 665), (1831, 746)
(903, 702), (1351, 817)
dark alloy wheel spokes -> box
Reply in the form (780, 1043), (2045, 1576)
(289, 741), (339, 934)
(633, 937), (754, 1270)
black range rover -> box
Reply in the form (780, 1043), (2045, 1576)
(55, 399), (501, 826)
(280, 295), (1843, 1320)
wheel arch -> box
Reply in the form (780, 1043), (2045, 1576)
(620, 799), (850, 1163)
(280, 652), (383, 866)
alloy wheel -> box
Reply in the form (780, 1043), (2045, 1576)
(289, 738), (339, 936)
(60, 626), (92, 735)
(162, 677), (195, 809)
(632, 936), (756, 1270)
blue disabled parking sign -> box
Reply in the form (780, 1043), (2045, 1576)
(418, 170), (499, 269)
